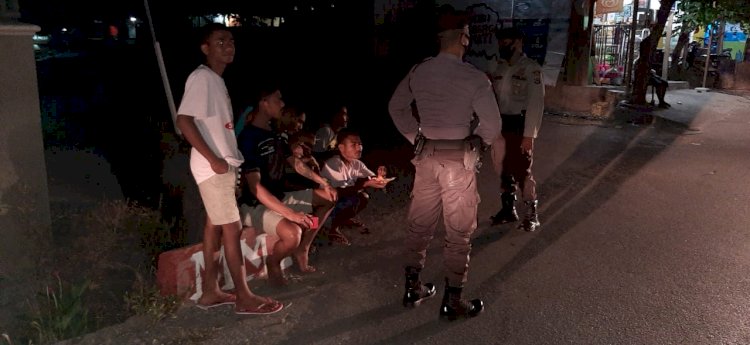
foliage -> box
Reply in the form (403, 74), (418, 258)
(83, 199), (180, 269)
(678, 0), (750, 30)
(123, 270), (180, 322)
(29, 276), (90, 345)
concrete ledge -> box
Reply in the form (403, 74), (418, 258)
(156, 227), (291, 301)
(546, 84), (622, 114)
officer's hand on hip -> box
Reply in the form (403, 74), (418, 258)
(521, 137), (534, 155)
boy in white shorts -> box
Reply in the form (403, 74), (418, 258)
(175, 23), (282, 315)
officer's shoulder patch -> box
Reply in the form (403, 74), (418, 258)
(533, 70), (542, 84)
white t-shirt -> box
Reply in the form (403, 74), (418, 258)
(313, 125), (336, 153)
(321, 155), (375, 188)
(177, 65), (244, 184)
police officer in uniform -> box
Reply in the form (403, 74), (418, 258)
(489, 27), (544, 232)
(388, 5), (502, 320)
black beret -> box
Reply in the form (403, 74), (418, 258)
(437, 5), (469, 33)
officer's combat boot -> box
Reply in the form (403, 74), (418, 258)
(403, 266), (436, 308)
(439, 278), (484, 321)
(518, 200), (540, 232)
(490, 192), (519, 225)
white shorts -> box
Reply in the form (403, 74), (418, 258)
(240, 189), (314, 236)
(197, 167), (240, 225)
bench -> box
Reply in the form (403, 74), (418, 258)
(156, 226), (291, 301)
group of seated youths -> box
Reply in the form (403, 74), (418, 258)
(235, 82), (390, 285)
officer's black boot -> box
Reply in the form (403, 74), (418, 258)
(403, 266), (436, 308)
(490, 192), (519, 225)
(439, 278), (484, 321)
(519, 200), (541, 232)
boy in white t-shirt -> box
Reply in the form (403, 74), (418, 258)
(175, 23), (282, 315)
(321, 129), (388, 245)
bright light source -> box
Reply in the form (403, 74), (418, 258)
(130, 17), (137, 23)
(293, 6), (298, 11)
(311, 6), (314, 10)
(331, 3), (335, 7)
(61, 27), (67, 32)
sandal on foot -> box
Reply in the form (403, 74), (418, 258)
(343, 218), (366, 228)
(299, 264), (317, 273)
(196, 294), (237, 310)
(235, 301), (284, 315)
(328, 232), (351, 246)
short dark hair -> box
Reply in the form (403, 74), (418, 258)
(436, 4), (469, 33)
(197, 23), (229, 46)
(336, 129), (359, 147)
(249, 78), (281, 106)
(495, 27), (525, 41)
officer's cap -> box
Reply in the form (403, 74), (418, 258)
(436, 5), (469, 33)
(495, 27), (525, 40)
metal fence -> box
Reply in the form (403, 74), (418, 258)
(592, 24), (633, 85)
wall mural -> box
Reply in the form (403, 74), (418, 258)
(374, 0), (571, 86)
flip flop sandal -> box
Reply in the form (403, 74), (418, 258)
(235, 301), (285, 315)
(195, 294), (237, 310)
(299, 264), (317, 273)
(344, 219), (366, 228)
(328, 232), (351, 246)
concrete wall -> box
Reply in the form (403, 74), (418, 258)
(0, 21), (51, 334)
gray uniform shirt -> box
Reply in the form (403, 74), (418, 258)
(491, 55), (545, 138)
(389, 52), (501, 146)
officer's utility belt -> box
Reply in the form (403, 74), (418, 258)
(424, 139), (465, 151)
(414, 136), (483, 172)
(501, 110), (526, 135)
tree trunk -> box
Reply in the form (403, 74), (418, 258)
(745, 36), (750, 62)
(563, 0), (595, 86)
(670, 23), (693, 72)
(630, 0), (676, 104)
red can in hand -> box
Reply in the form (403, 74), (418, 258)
(309, 216), (319, 230)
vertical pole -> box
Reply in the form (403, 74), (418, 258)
(144, 0), (178, 134)
(661, 10), (673, 79)
(625, 0), (640, 97)
(702, 23), (713, 89)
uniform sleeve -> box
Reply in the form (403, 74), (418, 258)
(388, 69), (419, 144)
(471, 77), (502, 146)
(523, 62), (545, 138)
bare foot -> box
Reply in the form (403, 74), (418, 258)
(266, 261), (288, 286)
(197, 290), (236, 309)
(293, 250), (317, 273)
(235, 294), (281, 314)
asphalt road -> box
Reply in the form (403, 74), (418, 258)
(65, 89), (750, 345)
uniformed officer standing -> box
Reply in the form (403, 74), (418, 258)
(489, 27), (544, 232)
(388, 6), (502, 321)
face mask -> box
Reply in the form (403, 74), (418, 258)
(498, 46), (514, 60)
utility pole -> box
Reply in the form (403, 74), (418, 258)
(144, 0), (178, 134)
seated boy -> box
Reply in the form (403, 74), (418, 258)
(320, 129), (388, 245)
(238, 83), (336, 285)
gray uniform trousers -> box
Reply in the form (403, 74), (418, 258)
(403, 142), (479, 287)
